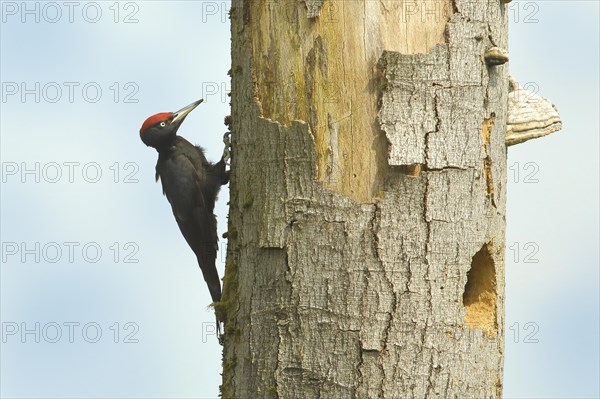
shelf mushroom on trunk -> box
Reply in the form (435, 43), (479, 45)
(505, 76), (563, 146)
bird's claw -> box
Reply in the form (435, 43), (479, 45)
(222, 132), (232, 164)
(216, 318), (224, 345)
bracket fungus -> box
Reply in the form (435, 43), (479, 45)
(484, 47), (509, 66)
(506, 77), (563, 146)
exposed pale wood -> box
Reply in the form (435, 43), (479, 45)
(506, 77), (563, 146)
(246, 0), (451, 202)
(223, 0), (509, 398)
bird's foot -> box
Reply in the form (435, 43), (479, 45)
(217, 318), (224, 346)
(222, 132), (231, 164)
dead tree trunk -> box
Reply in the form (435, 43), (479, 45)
(221, 0), (509, 397)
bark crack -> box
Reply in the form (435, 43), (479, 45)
(422, 128), (435, 399)
(424, 89), (441, 168)
(451, 0), (459, 14)
(370, 201), (395, 348)
(424, 351), (435, 398)
(482, 113), (497, 208)
(355, 343), (365, 399)
(423, 165), (470, 172)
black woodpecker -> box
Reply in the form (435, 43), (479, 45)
(139, 99), (229, 303)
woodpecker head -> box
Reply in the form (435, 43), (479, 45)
(140, 99), (203, 148)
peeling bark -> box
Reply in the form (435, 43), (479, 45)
(222, 0), (509, 398)
(303, 0), (324, 18)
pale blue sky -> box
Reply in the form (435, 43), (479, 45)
(1, 1), (598, 398)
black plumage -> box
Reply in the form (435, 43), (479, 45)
(140, 99), (228, 302)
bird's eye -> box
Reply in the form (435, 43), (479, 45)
(160, 121), (166, 127)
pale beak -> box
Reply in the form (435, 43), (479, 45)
(171, 99), (203, 125)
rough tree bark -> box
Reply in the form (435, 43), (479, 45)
(220, 0), (510, 397)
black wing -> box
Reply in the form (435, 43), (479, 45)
(156, 150), (221, 302)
